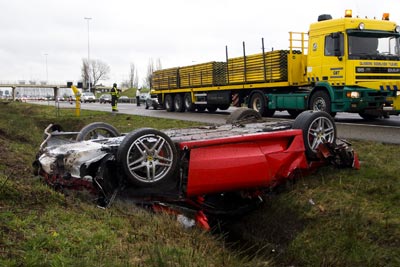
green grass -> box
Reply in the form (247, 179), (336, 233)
(0, 101), (399, 266)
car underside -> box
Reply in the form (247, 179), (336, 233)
(33, 109), (359, 230)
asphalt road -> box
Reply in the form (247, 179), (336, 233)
(36, 101), (400, 144)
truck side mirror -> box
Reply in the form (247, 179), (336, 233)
(332, 32), (344, 58)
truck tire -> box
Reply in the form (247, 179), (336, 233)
(184, 93), (196, 112)
(218, 104), (231, 111)
(76, 122), (120, 141)
(196, 105), (206, 112)
(358, 111), (379, 120)
(173, 94), (185, 112)
(309, 91), (332, 114)
(226, 108), (262, 124)
(249, 91), (275, 117)
(117, 128), (178, 188)
(292, 111), (336, 160)
(164, 94), (175, 112)
(207, 105), (218, 113)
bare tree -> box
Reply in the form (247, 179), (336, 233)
(144, 58), (154, 89)
(155, 58), (162, 71)
(81, 59), (89, 88)
(81, 59), (111, 90)
(128, 63), (137, 89)
(144, 58), (162, 89)
(133, 69), (139, 89)
(91, 59), (110, 87)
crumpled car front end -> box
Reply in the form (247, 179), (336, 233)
(38, 141), (108, 179)
(33, 125), (122, 193)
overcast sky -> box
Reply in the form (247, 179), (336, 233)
(1, 0), (399, 87)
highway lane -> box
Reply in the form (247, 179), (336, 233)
(32, 101), (400, 144)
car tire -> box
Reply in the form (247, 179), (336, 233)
(292, 111), (336, 160)
(226, 108), (262, 124)
(76, 122), (120, 141)
(117, 128), (178, 188)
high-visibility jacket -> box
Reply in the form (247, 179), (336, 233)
(111, 87), (119, 98)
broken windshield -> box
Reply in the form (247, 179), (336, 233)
(347, 31), (400, 60)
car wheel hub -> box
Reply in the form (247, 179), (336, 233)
(307, 117), (335, 151)
(126, 134), (174, 183)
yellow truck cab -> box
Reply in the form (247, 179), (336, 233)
(307, 10), (400, 118)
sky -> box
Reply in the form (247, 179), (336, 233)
(1, 0), (399, 87)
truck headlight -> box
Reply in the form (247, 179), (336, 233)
(346, 91), (361, 98)
(397, 91), (400, 96)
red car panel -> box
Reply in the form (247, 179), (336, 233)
(179, 129), (308, 196)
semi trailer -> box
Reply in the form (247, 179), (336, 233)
(151, 10), (400, 119)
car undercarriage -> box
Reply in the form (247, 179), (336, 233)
(33, 109), (359, 230)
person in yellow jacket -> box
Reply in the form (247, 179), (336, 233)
(110, 83), (121, 111)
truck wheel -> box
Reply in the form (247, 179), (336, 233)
(358, 112), (379, 120)
(309, 91), (332, 114)
(292, 111), (336, 160)
(249, 91), (275, 117)
(207, 105), (218, 113)
(173, 94), (185, 112)
(117, 128), (178, 188)
(196, 105), (206, 112)
(226, 108), (262, 124)
(164, 94), (175, 112)
(76, 122), (120, 141)
(218, 104), (231, 110)
(184, 93), (196, 112)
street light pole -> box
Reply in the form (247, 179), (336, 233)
(84, 17), (92, 92)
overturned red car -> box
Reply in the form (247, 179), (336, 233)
(33, 109), (358, 230)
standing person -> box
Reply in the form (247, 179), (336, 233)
(136, 88), (141, 106)
(110, 83), (120, 112)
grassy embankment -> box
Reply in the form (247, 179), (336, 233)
(0, 101), (399, 266)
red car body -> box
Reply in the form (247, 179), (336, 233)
(34, 110), (358, 230)
(180, 130), (308, 196)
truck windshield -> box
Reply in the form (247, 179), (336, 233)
(348, 31), (400, 60)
